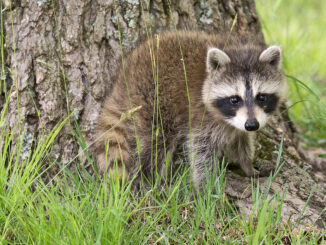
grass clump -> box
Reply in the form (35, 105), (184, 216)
(0, 108), (324, 243)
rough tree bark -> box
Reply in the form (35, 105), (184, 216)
(2, 0), (325, 227)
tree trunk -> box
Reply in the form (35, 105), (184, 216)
(2, 0), (325, 227)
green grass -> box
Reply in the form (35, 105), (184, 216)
(0, 0), (326, 244)
(256, 0), (326, 147)
(0, 110), (323, 243)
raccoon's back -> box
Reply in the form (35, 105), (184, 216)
(109, 31), (223, 133)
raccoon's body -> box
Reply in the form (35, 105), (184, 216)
(96, 31), (286, 187)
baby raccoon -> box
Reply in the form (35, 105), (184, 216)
(96, 31), (286, 188)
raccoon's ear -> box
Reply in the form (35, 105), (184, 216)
(206, 48), (231, 73)
(259, 45), (282, 69)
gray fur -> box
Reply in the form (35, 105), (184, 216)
(188, 119), (257, 189)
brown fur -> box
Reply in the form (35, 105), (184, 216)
(96, 31), (285, 187)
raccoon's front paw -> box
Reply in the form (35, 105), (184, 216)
(242, 165), (260, 177)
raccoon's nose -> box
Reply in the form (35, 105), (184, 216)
(245, 120), (260, 131)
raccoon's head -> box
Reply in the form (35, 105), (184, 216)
(202, 44), (287, 132)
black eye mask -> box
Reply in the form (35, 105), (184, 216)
(214, 96), (244, 118)
(255, 93), (279, 113)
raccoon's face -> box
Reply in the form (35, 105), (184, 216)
(202, 45), (286, 132)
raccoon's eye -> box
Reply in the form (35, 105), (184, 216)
(256, 94), (267, 102)
(229, 96), (241, 105)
